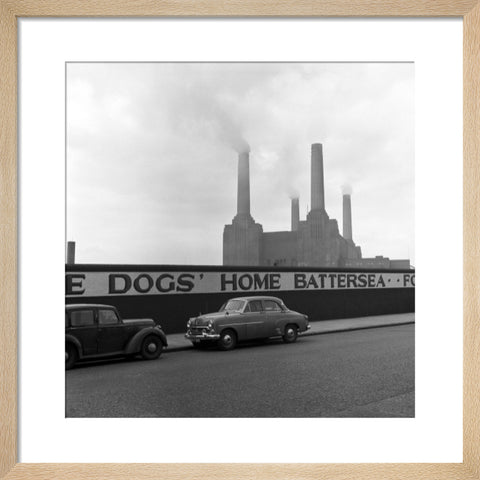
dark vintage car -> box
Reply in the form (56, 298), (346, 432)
(65, 304), (168, 369)
(185, 296), (310, 350)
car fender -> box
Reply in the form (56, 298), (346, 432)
(65, 334), (83, 358)
(218, 326), (240, 342)
(217, 315), (242, 338)
(293, 313), (307, 331)
(286, 311), (308, 330)
(278, 314), (300, 332)
(125, 327), (168, 354)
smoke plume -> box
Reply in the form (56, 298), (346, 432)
(342, 184), (353, 195)
(156, 66), (251, 154)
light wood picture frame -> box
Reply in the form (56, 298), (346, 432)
(1, 1), (478, 478)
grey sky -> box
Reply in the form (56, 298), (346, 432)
(67, 62), (414, 266)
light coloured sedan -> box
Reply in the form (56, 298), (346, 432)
(185, 296), (310, 350)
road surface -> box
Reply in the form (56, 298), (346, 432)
(66, 324), (414, 417)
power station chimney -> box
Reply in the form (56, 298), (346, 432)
(291, 197), (299, 231)
(66, 241), (76, 264)
(237, 151), (250, 216)
(343, 194), (353, 240)
(311, 143), (325, 210)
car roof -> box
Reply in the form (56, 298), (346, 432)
(230, 296), (284, 302)
(66, 304), (115, 310)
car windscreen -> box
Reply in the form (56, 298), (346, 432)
(221, 299), (245, 312)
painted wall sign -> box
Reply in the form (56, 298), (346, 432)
(66, 271), (415, 297)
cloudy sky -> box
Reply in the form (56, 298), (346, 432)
(66, 62), (414, 266)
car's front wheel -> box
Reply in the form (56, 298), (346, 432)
(282, 324), (298, 343)
(140, 335), (163, 360)
(217, 329), (237, 351)
(65, 343), (78, 370)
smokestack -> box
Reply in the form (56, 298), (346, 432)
(291, 197), (299, 231)
(237, 151), (250, 216)
(311, 143), (325, 210)
(66, 241), (76, 264)
(343, 194), (353, 240)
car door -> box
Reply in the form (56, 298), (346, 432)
(68, 309), (98, 356)
(96, 308), (130, 354)
(262, 299), (284, 336)
(244, 300), (267, 339)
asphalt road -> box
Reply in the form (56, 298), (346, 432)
(66, 324), (414, 418)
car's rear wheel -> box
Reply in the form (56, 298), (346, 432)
(65, 343), (78, 370)
(217, 329), (237, 351)
(282, 324), (298, 343)
(141, 335), (163, 360)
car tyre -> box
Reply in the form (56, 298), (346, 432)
(217, 329), (237, 351)
(282, 324), (298, 343)
(66, 343), (78, 370)
(141, 335), (163, 360)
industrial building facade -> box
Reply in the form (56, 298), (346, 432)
(223, 143), (410, 269)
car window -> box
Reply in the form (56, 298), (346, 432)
(264, 300), (282, 312)
(222, 300), (245, 312)
(248, 300), (263, 312)
(98, 309), (119, 325)
(70, 310), (95, 327)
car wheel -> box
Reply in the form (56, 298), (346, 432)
(282, 324), (298, 343)
(217, 329), (237, 351)
(65, 343), (78, 370)
(141, 335), (163, 360)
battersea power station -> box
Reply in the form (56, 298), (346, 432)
(223, 143), (410, 269)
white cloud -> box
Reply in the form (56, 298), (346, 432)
(67, 62), (414, 265)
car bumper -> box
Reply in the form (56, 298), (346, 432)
(296, 324), (311, 336)
(185, 332), (221, 341)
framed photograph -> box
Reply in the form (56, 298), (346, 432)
(1, 1), (479, 478)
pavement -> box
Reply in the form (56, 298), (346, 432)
(165, 312), (415, 352)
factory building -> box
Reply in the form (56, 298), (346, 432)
(223, 143), (410, 269)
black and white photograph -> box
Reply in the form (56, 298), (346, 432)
(65, 62), (415, 418)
